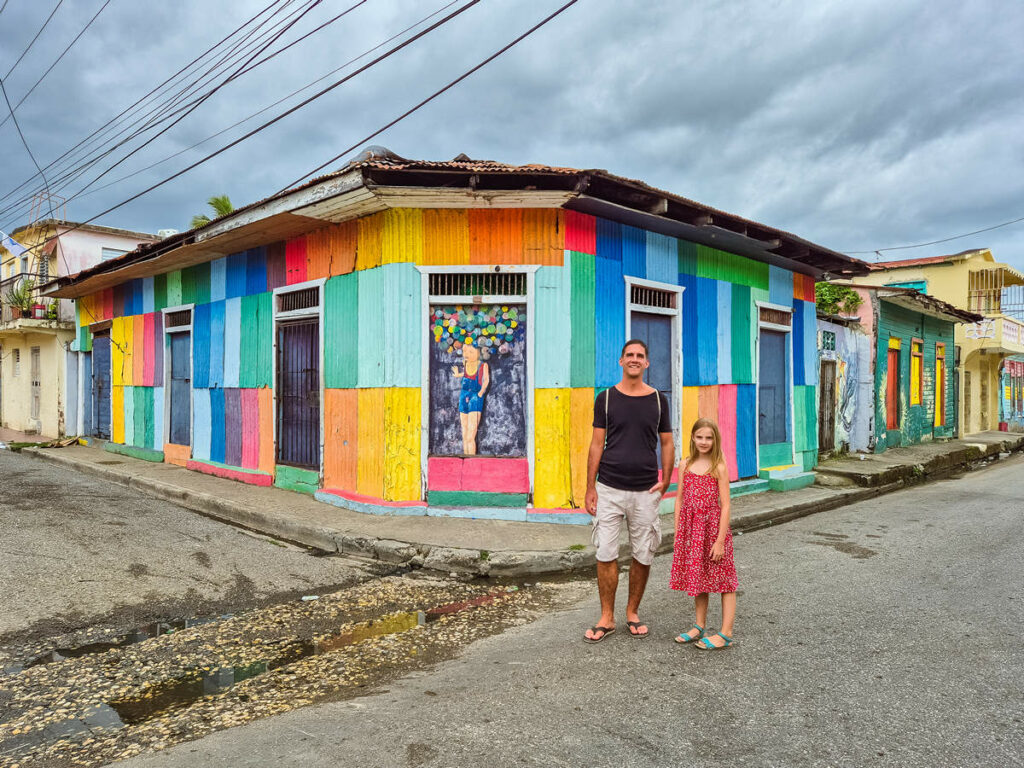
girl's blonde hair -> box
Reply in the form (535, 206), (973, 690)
(688, 418), (724, 474)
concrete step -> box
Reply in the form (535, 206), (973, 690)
(768, 471), (816, 492)
(730, 478), (771, 498)
(758, 464), (803, 481)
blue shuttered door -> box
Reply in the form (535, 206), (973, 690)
(758, 330), (788, 445)
(169, 332), (192, 445)
(631, 311), (672, 402)
(276, 320), (320, 469)
(91, 334), (111, 439)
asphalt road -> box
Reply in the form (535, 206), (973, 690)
(112, 453), (1024, 768)
(0, 449), (370, 649)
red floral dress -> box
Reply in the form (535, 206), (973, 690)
(669, 469), (738, 595)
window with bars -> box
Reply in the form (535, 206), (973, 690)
(630, 284), (677, 309)
(759, 306), (792, 326)
(166, 309), (191, 328)
(821, 330), (836, 351)
(428, 271), (526, 299)
(967, 269), (1006, 313)
(277, 286), (320, 313)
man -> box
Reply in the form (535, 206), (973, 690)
(584, 339), (674, 642)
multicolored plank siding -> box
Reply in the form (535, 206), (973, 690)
(76, 207), (818, 519)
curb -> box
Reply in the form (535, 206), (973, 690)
(19, 440), (1024, 578)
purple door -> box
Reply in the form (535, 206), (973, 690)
(92, 333), (111, 439)
(276, 320), (320, 469)
(759, 330), (788, 444)
(169, 332), (191, 445)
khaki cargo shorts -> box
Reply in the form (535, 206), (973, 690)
(591, 481), (662, 565)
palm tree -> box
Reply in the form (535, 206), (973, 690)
(190, 195), (234, 229)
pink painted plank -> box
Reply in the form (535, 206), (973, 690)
(240, 388), (259, 469)
(320, 487), (427, 508)
(564, 210), (596, 254)
(462, 457), (530, 493)
(717, 384), (739, 482)
(186, 460), (273, 486)
(143, 313), (155, 386)
(285, 236), (307, 285)
(427, 457), (464, 491)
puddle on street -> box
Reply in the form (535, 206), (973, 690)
(810, 540), (878, 559)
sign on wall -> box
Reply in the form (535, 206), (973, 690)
(965, 319), (995, 339)
(428, 304), (527, 457)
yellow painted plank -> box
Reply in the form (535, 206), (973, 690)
(381, 208), (424, 265)
(569, 388), (594, 508)
(534, 388), (572, 508)
(122, 315), (135, 386)
(110, 317), (125, 386)
(357, 388), (385, 498)
(422, 209), (469, 265)
(681, 386), (699, 447)
(111, 385), (125, 444)
(384, 387), (421, 501)
(356, 213), (383, 271)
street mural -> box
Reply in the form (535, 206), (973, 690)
(428, 303), (527, 457)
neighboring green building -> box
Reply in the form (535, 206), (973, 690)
(847, 286), (981, 452)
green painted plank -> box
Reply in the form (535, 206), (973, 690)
(570, 251), (595, 387)
(104, 441), (164, 462)
(535, 265), (572, 387)
(239, 292), (272, 388)
(678, 239), (698, 276)
(133, 386), (147, 448)
(759, 441), (792, 468)
(324, 272), (359, 388)
(383, 263), (421, 387)
(274, 464), (320, 495)
(427, 491), (529, 507)
(166, 270), (182, 307)
(730, 283), (752, 383)
(153, 272), (167, 312)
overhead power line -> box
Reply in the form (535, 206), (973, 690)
(844, 213), (1024, 256)
(3, 0), (66, 79)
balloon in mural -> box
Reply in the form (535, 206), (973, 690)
(431, 304), (525, 359)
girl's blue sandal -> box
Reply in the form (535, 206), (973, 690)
(674, 624), (704, 644)
(695, 631), (732, 650)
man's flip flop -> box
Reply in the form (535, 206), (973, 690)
(626, 621), (650, 639)
(583, 625), (615, 643)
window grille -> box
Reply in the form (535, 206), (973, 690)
(166, 309), (191, 328)
(277, 286), (320, 313)
(821, 330), (836, 351)
(429, 272), (526, 298)
(630, 284), (676, 309)
(968, 269), (1006, 313)
(759, 307), (791, 326)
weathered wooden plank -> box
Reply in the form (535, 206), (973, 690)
(717, 280), (732, 385)
(324, 272), (358, 388)
(382, 208), (424, 265)
(697, 384), (719, 421)
(224, 387), (243, 467)
(110, 317), (124, 386)
(142, 277), (155, 313)
(595, 255), (625, 388)
(533, 388), (572, 508)
(569, 387), (594, 508)
(285, 235), (308, 285)
(123, 385), (135, 447)
(327, 220), (358, 275)
(142, 313), (155, 386)
(357, 268), (385, 387)
(112, 385), (124, 444)
(264, 241), (287, 291)
(469, 208), (523, 264)
(383, 263), (421, 387)
(356, 212), (383, 270)
(384, 387), (421, 501)
(717, 383), (739, 481)
(570, 252), (596, 387)
(223, 297), (241, 388)
(152, 276), (166, 313)
(523, 208), (564, 265)
(323, 388), (358, 490)
(681, 385), (699, 445)
(134, 386), (149, 449)
(208, 300), (225, 388)
(209, 387), (225, 464)
(645, 231), (677, 284)
(357, 388), (385, 498)
(534, 265), (572, 388)
(564, 211), (596, 255)
(422, 209), (469, 266)
(152, 386), (164, 450)
(113, 283), (125, 317)
(153, 312), (163, 390)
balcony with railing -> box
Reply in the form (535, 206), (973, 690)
(0, 272), (75, 330)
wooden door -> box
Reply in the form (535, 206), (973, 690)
(886, 348), (900, 430)
(169, 332), (191, 445)
(818, 360), (836, 452)
(29, 347), (41, 422)
(759, 330), (788, 445)
(276, 320), (320, 469)
(91, 333), (111, 439)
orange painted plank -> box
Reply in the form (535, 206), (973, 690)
(697, 384), (719, 422)
(356, 213), (383, 271)
(257, 386), (275, 475)
(468, 209), (524, 264)
(422, 209), (469, 265)
(305, 227), (331, 280)
(328, 220), (358, 275)
(323, 388), (359, 490)
(523, 208), (564, 266)
(569, 388), (594, 507)
(164, 442), (190, 467)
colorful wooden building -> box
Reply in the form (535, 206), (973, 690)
(46, 152), (866, 523)
(843, 285), (981, 451)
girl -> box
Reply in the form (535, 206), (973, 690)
(669, 418), (738, 649)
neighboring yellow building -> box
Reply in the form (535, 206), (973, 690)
(1, 219), (158, 437)
(850, 248), (1024, 435)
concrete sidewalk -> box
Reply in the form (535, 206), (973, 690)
(18, 431), (1024, 577)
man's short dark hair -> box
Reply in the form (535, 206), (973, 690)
(621, 339), (648, 357)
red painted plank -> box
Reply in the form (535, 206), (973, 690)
(320, 487), (427, 508)
(564, 210), (596, 255)
(241, 388), (259, 469)
(186, 459), (273, 486)
(427, 456), (463, 491)
(285, 235), (307, 285)
(717, 384), (739, 482)
(462, 457), (530, 493)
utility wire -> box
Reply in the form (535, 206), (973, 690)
(0, 0), (115, 129)
(844, 214), (1024, 256)
(3, 0), (66, 79)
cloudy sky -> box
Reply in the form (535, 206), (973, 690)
(1, 0), (1022, 271)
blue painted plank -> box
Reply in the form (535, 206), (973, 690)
(209, 387), (226, 464)
(717, 280), (732, 385)
(736, 384), (758, 478)
(209, 300), (225, 388)
(645, 231), (677, 284)
(680, 273), (698, 386)
(152, 386), (165, 450)
(768, 265), (793, 306)
(357, 267), (385, 387)
(621, 225), (645, 278)
(192, 303), (211, 388)
(695, 277), (718, 385)
(595, 255), (625, 388)
(245, 247), (267, 295)
(223, 297), (241, 388)
(192, 389), (212, 461)
(534, 266), (571, 388)
(792, 298), (805, 386)
(210, 257), (227, 302)
(226, 252), (247, 298)
(801, 300), (818, 386)
(595, 218), (622, 262)
(123, 386), (135, 446)
(142, 277), (155, 314)
(383, 263), (421, 387)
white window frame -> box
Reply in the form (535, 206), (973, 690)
(416, 265), (538, 499)
(161, 303), (195, 449)
(755, 300), (796, 468)
(623, 275), (684, 452)
(272, 278), (326, 476)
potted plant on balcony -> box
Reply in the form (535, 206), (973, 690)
(3, 278), (33, 320)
